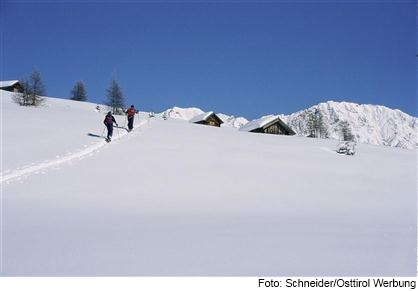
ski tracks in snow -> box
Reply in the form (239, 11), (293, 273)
(1, 118), (150, 184)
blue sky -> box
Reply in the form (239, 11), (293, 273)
(1, 1), (416, 119)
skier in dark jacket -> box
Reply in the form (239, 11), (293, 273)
(125, 105), (136, 132)
(103, 111), (118, 142)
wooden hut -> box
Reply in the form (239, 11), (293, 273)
(239, 115), (295, 135)
(0, 80), (23, 93)
(189, 111), (224, 127)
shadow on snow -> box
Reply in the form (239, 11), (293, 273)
(87, 133), (105, 139)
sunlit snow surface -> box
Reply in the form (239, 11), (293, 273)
(1, 90), (416, 276)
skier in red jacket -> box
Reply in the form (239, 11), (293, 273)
(125, 105), (137, 132)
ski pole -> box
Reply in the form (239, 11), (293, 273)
(116, 125), (120, 139)
(101, 126), (105, 137)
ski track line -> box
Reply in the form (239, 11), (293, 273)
(1, 118), (150, 184)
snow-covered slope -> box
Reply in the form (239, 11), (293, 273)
(1, 90), (416, 276)
(279, 101), (417, 149)
(1, 90), (134, 172)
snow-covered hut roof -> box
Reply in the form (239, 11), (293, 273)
(0, 80), (20, 88)
(189, 111), (224, 127)
(239, 114), (295, 135)
(239, 115), (278, 132)
(189, 111), (216, 123)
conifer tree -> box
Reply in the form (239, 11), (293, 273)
(70, 81), (87, 101)
(339, 120), (355, 141)
(306, 109), (328, 138)
(105, 79), (125, 114)
(13, 70), (46, 106)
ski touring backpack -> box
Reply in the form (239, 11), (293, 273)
(105, 114), (114, 125)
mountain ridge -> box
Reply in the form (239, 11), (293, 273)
(280, 101), (417, 149)
(160, 101), (417, 149)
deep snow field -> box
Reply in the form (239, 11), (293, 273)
(1, 90), (416, 276)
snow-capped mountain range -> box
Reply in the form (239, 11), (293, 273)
(161, 102), (417, 149)
(280, 101), (417, 150)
